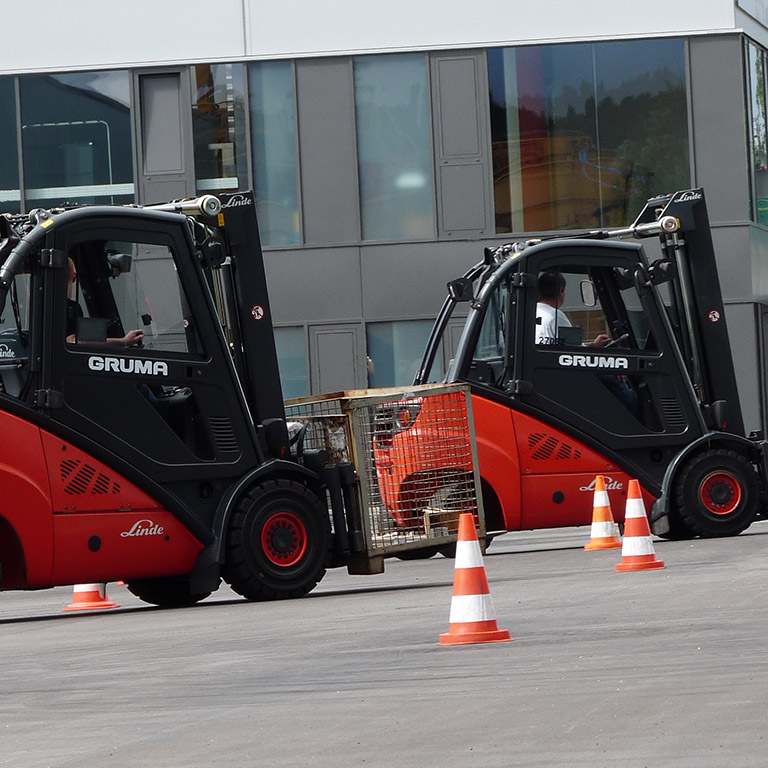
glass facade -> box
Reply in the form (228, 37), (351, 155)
(0, 78), (19, 212)
(366, 320), (436, 387)
(354, 54), (435, 240)
(0, 39), (703, 395)
(248, 61), (300, 246)
(274, 326), (309, 399)
(746, 40), (768, 225)
(19, 72), (134, 209)
(488, 38), (690, 232)
(192, 64), (249, 196)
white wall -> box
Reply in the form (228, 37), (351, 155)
(0, 0), (743, 75)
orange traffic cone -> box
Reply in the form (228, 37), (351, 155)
(63, 583), (120, 612)
(439, 513), (512, 646)
(615, 479), (665, 572)
(585, 475), (622, 550)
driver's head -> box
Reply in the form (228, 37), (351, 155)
(538, 270), (566, 303)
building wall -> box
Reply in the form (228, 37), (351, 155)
(0, 0), (743, 75)
(3, 0), (768, 430)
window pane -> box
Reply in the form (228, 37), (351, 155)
(19, 72), (134, 209)
(489, 38), (690, 232)
(274, 326), (308, 399)
(0, 78), (19, 213)
(354, 54), (434, 240)
(192, 64), (249, 195)
(367, 320), (434, 387)
(68, 240), (202, 355)
(594, 39), (690, 226)
(248, 62), (300, 246)
(747, 42), (768, 224)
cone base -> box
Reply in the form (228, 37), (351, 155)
(439, 628), (513, 646)
(63, 600), (119, 612)
(615, 559), (665, 572)
(585, 539), (622, 550)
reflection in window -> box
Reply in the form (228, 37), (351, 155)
(192, 64), (249, 195)
(746, 41), (768, 225)
(19, 72), (134, 209)
(354, 54), (434, 240)
(468, 281), (510, 389)
(274, 326), (308, 399)
(488, 38), (690, 232)
(367, 320), (436, 387)
(67, 240), (202, 355)
(248, 62), (300, 246)
(0, 274), (30, 398)
(0, 78), (19, 213)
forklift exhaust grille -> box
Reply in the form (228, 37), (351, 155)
(60, 459), (121, 495)
(285, 384), (484, 558)
(528, 432), (582, 461)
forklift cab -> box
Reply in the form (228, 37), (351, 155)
(454, 237), (705, 494)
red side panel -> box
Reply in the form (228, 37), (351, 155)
(40, 431), (163, 513)
(0, 412), (54, 586)
(39, 432), (204, 586)
(471, 399), (649, 531)
(51, 511), (204, 585)
(470, 396), (523, 530)
(512, 410), (632, 528)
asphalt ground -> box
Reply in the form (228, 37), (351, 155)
(2, 521), (768, 767)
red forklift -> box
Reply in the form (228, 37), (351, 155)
(375, 189), (767, 541)
(0, 192), (481, 606)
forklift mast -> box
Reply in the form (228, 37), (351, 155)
(209, 191), (286, 428)
(630, 189), (744, 435)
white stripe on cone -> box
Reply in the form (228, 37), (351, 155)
(72, 583), (104, 596)
(624, 498), (646, 519)
(454, 539), (484, 568)
(590, 521), (617, 538)
(448, 593), (497, 624)
(621, 536), (657, 557)
(593, 489), (610, 508)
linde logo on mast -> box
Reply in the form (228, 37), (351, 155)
(120, 519), (165, 538)
(222, 194), (253, 209)
(558, 354), (628, 369)
(88, 356), (169, 376)
(675, 190), (702, 202)
(0, 343), (15, 359)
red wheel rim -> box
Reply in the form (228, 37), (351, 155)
(261, 512), (308, 566)
(700, 471), (742, 515)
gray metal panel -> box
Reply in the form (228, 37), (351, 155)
(262, 247), (363, 324)
(309, 324), (365, 392)
(437, 164), (487, 231)
(296, 58), (360, 244)
(724, 301), (763, 434)
(712, 225), (753, 300)
(134, 69), (195, 204)
(689, 36), (750, 224)
(141, 74), (184, 173)
(360, 240), (481, 320)
(430, 51), (493, 238)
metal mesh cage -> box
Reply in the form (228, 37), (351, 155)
(285, 383), (483, 557)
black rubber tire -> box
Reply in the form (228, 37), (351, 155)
(675, 449), (758, 538)
(655, 511), (696, 541)
(126, 576), (211, 608)
(223, 479), (332, 601)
